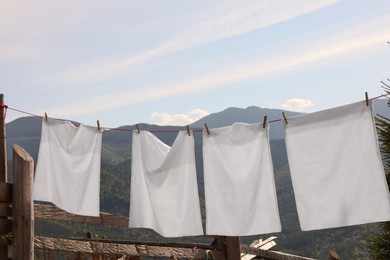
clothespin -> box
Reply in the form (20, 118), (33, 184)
(136, 124), (140, 134)
(186, 125), (191, 136)
(44, 113), (48, 123)
(282, 112), (288, 125)
(204, 123), (210, 135)
(97, 120), (101, 131)
(262, 115), (268, 129)
(365, 92), (369, 106)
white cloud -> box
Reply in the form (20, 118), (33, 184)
(282, 98), (315, 112)
(150, 109), (209, 126)
(40, 22), (389, 118)
(39, 0), (339, 88)
(34, 13), (390, 119)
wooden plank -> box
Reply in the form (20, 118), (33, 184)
(0, 203), (11, 217)
(71, 237), (215, 250)
(0, 233), (11, 246)
(240, 244), (317, 260)
(0, 183), (12, 202)
(0, 219), (11, 234)
(12, 144), (34, 259)
(33, 236), (225, 259)
(34, 204), (129, 227)
(328, 250), (340, 260)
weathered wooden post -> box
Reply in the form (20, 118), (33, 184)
(0, 94), (7, 183)
(226, 236), (241, 260)
(12, 144), (34, 259)
(0, 93), (8, 260)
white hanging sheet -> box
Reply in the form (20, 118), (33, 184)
(32, 118), (103, 216)
(129, 131), (203, 237)
(203, 122), (281, 236)
(284, 101), (390, 231)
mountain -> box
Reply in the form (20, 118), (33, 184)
(191, 106), (301, 139)
(4, 99), (390, 259)
(192, 99), (390, 139)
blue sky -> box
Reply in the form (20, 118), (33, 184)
(1, 0), (389, 127)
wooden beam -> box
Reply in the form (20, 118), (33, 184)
(33, 236), (225, 259)
(0, 219), (11, 234)
(34, 204), (129, 227)
(0, 203), (11, 217)
(0, 233), (11, 246)
(13, 144), (34, 259)
(71, 237), (216, 250)
(240, 244), (316, 260)
(0, 182), (12, 202)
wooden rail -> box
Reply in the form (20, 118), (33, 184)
(0, 233), (318, 260)
(34, 236), (225, 259)
(34, 204), (129, 226)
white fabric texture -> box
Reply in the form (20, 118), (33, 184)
(129, 131), (203, 237)
(203, 122), (281, 236)
(285, 101), (390, 231)
(32, 118), (103, 216)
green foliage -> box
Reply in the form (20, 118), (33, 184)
(368, 86), (390, 259)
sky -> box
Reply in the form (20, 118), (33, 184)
(1, 0), (390, 127)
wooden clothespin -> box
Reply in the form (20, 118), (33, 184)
(186, 125), (191, 136)
(262, 115), (268, 129)
(97, 120), (101, 131)
(136, 124), (140, 134)
(44, 113), (48, 123)
(204, 123), (210, 135)
(282, 112), (288, 125)
(365, 92), (369, 106)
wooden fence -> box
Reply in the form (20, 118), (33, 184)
(0, 94), (316, 260)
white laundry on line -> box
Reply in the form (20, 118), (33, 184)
(129, 130), (203, 237)
(203, 122), (281, 236)
(284, 100), (390, 231)
(32, 118), (103, 216)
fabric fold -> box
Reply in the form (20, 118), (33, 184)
(32, 118), (103, 216)
(284, 101), (390, 231)
(129, 131), (203, 237)
(203, 122), (281, 236)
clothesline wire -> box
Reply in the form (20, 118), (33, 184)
(4, 93), (390, 134)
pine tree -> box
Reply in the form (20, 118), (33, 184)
(368, 82), (390, 259)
